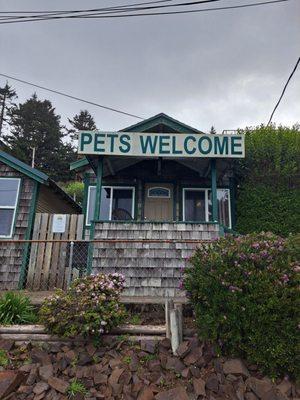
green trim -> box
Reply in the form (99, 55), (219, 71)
(87, 158), (103, 275)
(70, 157), (89, 171)
(92, 219), (218, 225)
(210, 159), (218, 222)
(122, 113), (203, 134)
(0, 150), (48, 184)
(18, 180), (39, 289)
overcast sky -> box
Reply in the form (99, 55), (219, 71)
(1, 0), (299, 133)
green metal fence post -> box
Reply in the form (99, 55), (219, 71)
(210, 159), (218, 223)
(87, 157), (103, 275)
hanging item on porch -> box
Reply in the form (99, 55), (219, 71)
(78, 131), (245, 158)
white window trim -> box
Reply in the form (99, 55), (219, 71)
(0, 178), (21, 238)
(182, 187), (231, 228)
(86, 185), (135, 226)
(147, 187), (171, 199)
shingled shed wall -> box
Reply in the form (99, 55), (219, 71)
(92, 222), (219, 297)
(0, 162), (34, 290)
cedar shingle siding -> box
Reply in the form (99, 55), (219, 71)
(0, 162), (34, 289)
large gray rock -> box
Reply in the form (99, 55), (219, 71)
(246, 377), (274, 399)
(223, 359), (250, 378)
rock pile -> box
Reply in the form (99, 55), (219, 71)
(0, 338), (298, 400)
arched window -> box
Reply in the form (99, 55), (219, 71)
(148, 187), (170, 198)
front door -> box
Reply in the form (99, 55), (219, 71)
(144, 183), (173, 221)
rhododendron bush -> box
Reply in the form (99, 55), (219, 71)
(39, 273), (126, 338)
(183, 232), (300, 379)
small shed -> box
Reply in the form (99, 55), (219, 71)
(0, 150), (81, 289)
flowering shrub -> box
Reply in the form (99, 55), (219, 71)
(39, 273), (126, 337)
(183, 233), (300, 379)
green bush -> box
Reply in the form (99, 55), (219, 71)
(236, 184), (300, 236)
(39, 274), (126, 338)
(235, 124), (300, 235)
(62, 181), (84, 204)
(183, 232), (300, 379)
(0, 292), (37, 325)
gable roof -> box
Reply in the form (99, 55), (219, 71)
(122, 113), (203, 134)
(70, 113), (204, 172)
(0, 150), (48, 184)
(0, 150), (81, 212)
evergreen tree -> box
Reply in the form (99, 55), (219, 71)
(5, 94), (75, 181)
(68, 110), (97, 140)
(0, 83), (17, 137)
(209, 126), (217, 134)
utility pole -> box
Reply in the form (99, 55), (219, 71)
(31, 147), (36, 168)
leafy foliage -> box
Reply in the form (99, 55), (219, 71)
(235, 124), (300, 235)
(0, 83), (17, 137)
(39, 274), (126, 338)
(184, 233), (300, 379)
(67, 379), (88, 398)
(0, 292), (37, 325)
(62, 181), (84, 204)
(0, 349), (9, 367)
(4, 94), (75, 181)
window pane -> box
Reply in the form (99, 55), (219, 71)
(112, 189), (133, 220)
(0, 179), (19, 207)
(100, 188), (111, 220)
(87, 187), (111, 224)
(208, 189), (230, 227)
(184, 190), (206, 221)
(148, 187), (170, 198)
(0, 209), (14, 236)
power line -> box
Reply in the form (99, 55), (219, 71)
(0, 73), (144, 120)
(0, 0), (291, 24)
(267, 56), (300, 126)
(0, 0), (224, 22)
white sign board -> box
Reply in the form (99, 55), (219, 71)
(78, 131), (245, 158)
(52, 214), (66, 233)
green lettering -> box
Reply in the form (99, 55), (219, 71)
(80, 132), (92, 152)
(198, 136), (212, 155)
(184, 136), (196, 155)
(140, 135), (158, 154)
(159, 135), (171, 154)
(231, 136), (243, 155)
(119, 134), (131, 153)
(107, 133), (118, 152)
(214, 136), (229, 155)
(94, 133), (105, 152)
(172, 136), (183, 154)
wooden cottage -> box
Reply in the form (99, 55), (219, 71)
(71, 113), (245, 297)
(0, 150), (81, 290)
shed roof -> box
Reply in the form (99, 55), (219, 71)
(0, 150), (81, 212)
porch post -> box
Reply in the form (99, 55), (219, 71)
(87, 156), (103, 275)
(210, 159), (218, 223)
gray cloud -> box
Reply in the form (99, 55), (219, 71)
(1, 0), (299, 133)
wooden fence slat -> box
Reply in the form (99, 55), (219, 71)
(26, 213), (42, 289)
(33, 214), (49, 291)
(26, 213), (84, 291)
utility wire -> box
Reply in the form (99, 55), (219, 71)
(267, 56), (300, 126)
(0, 0), (290, 24)
(0, 0), (223, 21)
(0, 73), (144, 120)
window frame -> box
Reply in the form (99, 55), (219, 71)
(86, 185), (135, 226)
(182, 187), (231, 228)
(147, 186), (171, 199)
(0, 177), (21, 238)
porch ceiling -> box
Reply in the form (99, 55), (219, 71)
(87, 155), (233, 179)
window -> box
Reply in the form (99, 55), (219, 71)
(86, 186), (135, 225)
(208, 189), (231, 228)
(148, 187), (170, 198)
(183, 188), (231, 228)
(0, 178), (21, 238)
